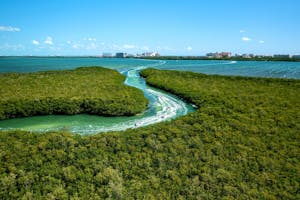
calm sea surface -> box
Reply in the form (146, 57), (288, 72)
(0, 57), (300, 79)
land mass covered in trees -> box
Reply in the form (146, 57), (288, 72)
(0, 68), (299, 199)
(0, 67), (148, 119)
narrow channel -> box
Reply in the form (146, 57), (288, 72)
(0, 66), (194, 134)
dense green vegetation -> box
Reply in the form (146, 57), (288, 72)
(0, 68), (299, 199)
(0, 67), (148, 119)
(140, 56), (300, 62)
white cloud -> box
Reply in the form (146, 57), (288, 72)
(242, 37), (251, 41)
(72, 44), (80, 49)
(67, 41), (71, 44)
(83, 37), (96, 41)
(0, 26), (20, 32)
(240, 30), (246, 33)
(44, 36), (53, 45)
(123, 44), (136, 49)
(88, 37), (96, 41)
(259, 40), (265, 44)
(186, 46), (193, 51)
(32, 40), (40, 45)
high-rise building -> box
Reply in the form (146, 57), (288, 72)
(292, 55), (300, 59)
(219, 52), (232, 58)
(115, 52), (127, 58)
(206, 52), (231, 58)
(273, 54), (290, 58)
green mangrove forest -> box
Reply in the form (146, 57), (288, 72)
(0, 68), (299, 199)
(0, 67), (148, 119)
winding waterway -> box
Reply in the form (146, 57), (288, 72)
(0, 57), (299, 134)
(0, 62), (194, 134)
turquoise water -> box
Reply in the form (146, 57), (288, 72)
(1, 57), (299, 79)
(159, 60), (300, 79)
(0, 57), (299, 134)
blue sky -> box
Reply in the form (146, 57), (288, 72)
(0, 0), (299, 56)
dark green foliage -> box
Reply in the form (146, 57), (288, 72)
(0, 67), (148, 119)
(0, 68), (299, 199)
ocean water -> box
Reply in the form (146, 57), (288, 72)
(0, 57), (299, 134)
(0, 57), (299, 79)
(159, 60), (300, 79)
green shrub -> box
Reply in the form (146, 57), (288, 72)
(0, 67), (148, 119)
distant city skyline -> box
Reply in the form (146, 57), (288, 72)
(0, 0), (299, 56)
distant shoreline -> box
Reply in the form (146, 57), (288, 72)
(0, 55), (299, 62)
(138, 56), (300, 62)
